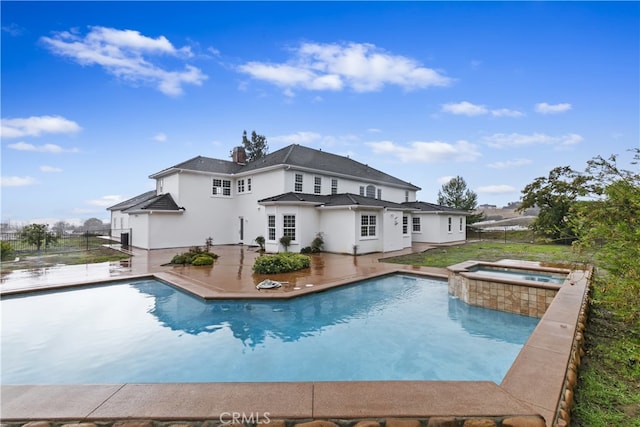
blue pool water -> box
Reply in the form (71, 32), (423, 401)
(469, 266), (567, 284)
(1, 275), (539, 384)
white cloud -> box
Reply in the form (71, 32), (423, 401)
(487, 158), (532, 169)
(534, 102), (572, 114)
(441, 101), (488, 116)
(271, 131), (323, 145)
(484, 132), (583, 149)
(7, 142), (78, 153)
(437, 176), (456, 185)
(491, 108), (525, 118)
(40, 26), (207, 96)
(153, 132), (167, 142)
(239, 41), (452, 94)
(441, 102), (524, 118)
(367, 140), (481, 163)
(1, 176), (38, 187)
(476, 185), (518, 194)
(87, 195), (126, 207)
(40, 165), (63, 173)
(1, 115), (81, 138)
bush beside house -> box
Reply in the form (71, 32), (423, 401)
(253, 252), (311, 274)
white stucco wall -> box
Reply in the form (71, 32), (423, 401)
(318, 208), (356, 254)
(282, 169), (416, 204)
(413, 213), (467, 243)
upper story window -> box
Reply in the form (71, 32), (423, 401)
(331, 178), (338, 195)
(294, 174), (303, 192)
(314, 176), (322, 194)
(212, 178), (231, 196)
(237, 177), (252, 194)
(366, 185), (376, 198)
(377, 188), (382, 200)
(405, 190), (409, 203)
(412, 217), (421, 232)
(359, 186), (365, 196)
(157, 178), (164, 194)
(361, 214), (377, 237)
(402, 216), (408, 234)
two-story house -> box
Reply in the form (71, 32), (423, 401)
(108, 144), (468, 253)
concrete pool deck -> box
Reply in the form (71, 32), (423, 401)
(0, 244), (591, 427)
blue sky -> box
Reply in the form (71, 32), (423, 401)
(1, 1), (638, 226)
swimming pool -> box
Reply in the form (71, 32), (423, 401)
(1, 275), (539, 384)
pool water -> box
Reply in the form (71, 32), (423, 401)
(469, 266), (567, 284)
(1, 275), (539, 384)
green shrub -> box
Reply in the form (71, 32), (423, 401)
(310, 233), (324, 253)
(300, 246), (312, 254)
(169, 247), (218, 266)
(253, 252), (311, 274)
(171, 254), (189, 264)
(1, 241), (15, 261)
(192, 254), (214, 266)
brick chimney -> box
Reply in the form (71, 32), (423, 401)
(232, 146), (247, 164)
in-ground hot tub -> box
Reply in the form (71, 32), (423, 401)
(447, 260), (574, 317)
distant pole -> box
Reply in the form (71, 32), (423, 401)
(504, 227), (507, 244)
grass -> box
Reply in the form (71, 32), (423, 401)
(382, 241), (593, 268)
(0, 247), (130, 273)
(386, 240), (639, 426)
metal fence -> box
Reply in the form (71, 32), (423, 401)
(0, 230), (117, 254)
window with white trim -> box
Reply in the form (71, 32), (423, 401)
(314, 176), (322, 194)
(361, 214), (377, 237)
(268, 215), (276, 241)
(459, 217), (463, 232)
(412, 217), (421, 232)
(247, 178), (252, 192)
(366, 185), (376, 198)
(448, 217), (452, 232)
(404, 190), (409, 203)
(283, 215), (296, 240)
(237, 179), (245, 193)
(294, 174), (303, 192)
(403, 216), (408, 234)
(237, 177), (252, 194)
(359, 186), (365, 196)
(331, 178), (338, 195)
(212, 178), (231, 196)
(377, 188), (382, 199)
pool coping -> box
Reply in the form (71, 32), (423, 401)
(1, 261), (591, 426)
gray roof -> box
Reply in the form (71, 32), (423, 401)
(119, 193), (182, 213)
(259, 192), (413, 210)
(150, 144), (420, 191)
(402, 201), (470, 215)
(107, 190), (157, 211)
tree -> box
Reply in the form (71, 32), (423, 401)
(518, 166), (588, 244)
(437, 176), (484, 223)
(20, 224), (58, 252)
(83, 218), (105, 232)
(242, 130), (268, 162)
(569, 149), (640, 321)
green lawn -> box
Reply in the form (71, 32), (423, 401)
(382, 241), (593, 268)
(0, 247), (130, 273)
